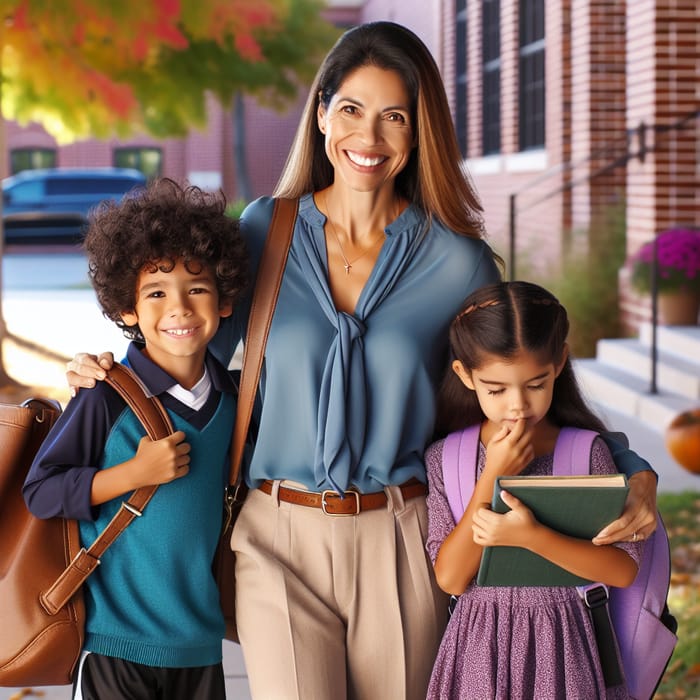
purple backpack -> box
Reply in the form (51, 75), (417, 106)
(441, 425), (678, 700)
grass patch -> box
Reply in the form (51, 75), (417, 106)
(655, 491), (700, 698)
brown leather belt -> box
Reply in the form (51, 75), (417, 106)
(258, 478), (427, 516)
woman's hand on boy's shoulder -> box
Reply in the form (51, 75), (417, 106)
(66, 351), (114, 395)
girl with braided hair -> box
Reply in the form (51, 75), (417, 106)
(425, 281), (639, 699)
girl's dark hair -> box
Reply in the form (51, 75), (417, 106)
(83, 178), (248, 341)
(435, 281), (607, 437)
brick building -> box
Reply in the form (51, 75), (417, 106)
(5, 1), (698, 329)
(433, 0), (697, 329)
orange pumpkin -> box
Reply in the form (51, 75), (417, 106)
(665, 409), (700, 474)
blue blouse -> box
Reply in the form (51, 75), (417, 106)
(211, 194), (501, 493)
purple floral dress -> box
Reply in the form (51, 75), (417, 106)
(425, 436), (642, 700)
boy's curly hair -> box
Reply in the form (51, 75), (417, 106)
(83, 178), (249, 341)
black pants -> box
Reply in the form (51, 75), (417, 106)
(73, 653), (226, 700)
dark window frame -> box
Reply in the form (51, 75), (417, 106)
(113, 147), (163, 179)
(518, 0), (545, 150)
(10, 148), (56, 174)
(482, 0), (501, 155)
(455, 0), (469, 157)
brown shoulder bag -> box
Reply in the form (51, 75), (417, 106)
(0, 363), (174, 686)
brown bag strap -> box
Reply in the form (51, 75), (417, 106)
(229, 197), (298, 485)
(42, 362), (174, 614)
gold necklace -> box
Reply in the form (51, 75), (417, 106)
(323, 194), (386, 275)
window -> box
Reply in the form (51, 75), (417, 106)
(10, 148), (56, 174)
(519, 0), (545, 150)
(113, 147), (162, 179)
(482, 0), (501, 155)
(455, 0), (469, 157)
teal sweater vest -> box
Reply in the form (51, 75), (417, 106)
(79, 393), (234, 667)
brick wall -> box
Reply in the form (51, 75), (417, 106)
(622, 0), (700, 328)
(570, 0), (627, 233)
(464, 0), (566, 278)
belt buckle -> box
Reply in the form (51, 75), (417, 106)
(321, 489), (360, 516)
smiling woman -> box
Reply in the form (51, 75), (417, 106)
(318, 65), (414, 194)
(315, 65), (414, 310)
(223, 22), (502, 699)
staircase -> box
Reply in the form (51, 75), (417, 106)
(575, 324), (700, 432)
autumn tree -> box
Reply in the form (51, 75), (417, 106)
(0, 0), (337, 386)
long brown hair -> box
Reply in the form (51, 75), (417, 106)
(274, 21), (486, 240)
(435, 281), (608, 437)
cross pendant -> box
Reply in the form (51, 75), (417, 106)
(344, 263), (352, 274)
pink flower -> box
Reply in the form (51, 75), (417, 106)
(630, 228), (700, 293)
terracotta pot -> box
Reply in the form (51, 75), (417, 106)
(665, 409), (700, 474)
(657, 289), (700, 325)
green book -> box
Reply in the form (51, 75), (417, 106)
(476, 473), (629, 587)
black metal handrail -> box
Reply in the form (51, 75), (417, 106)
(506, 107), (699, 396)
(507, 109), (699, 279)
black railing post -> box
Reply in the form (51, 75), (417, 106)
(649, 235), (658, 394)
(637, 121), (647, 163)
(509, 193), (516, 281)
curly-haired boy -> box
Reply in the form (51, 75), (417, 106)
(23, 178), (248, 700)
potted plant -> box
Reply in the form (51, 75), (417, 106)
(629, 227), (700, 325)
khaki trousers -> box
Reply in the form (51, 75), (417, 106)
(232, 482), (448, 700)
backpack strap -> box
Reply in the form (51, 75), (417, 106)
(442, 424), (481, 523)
(555, 427), (624, 689)
(41, 363), (173, 614)
(552, 427), (598, 477)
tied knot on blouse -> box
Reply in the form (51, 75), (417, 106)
(296, 198), (425, 494)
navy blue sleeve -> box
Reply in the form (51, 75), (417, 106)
(23, 382), (126, 521)
(601, 431), (657, 480)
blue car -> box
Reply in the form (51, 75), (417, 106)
(2, 167), (147, 244)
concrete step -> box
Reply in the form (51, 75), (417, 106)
(595, 337), (700, 400)
(575, 358), (698, 430)
(638, 323), (700, 360)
